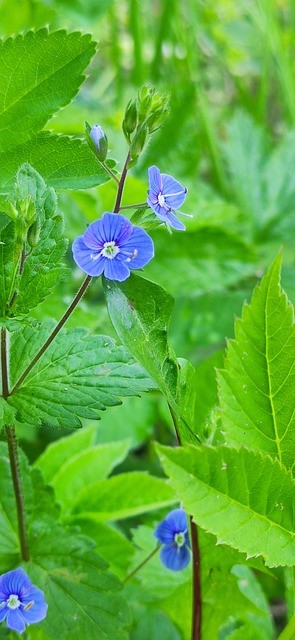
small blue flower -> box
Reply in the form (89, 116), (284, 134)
(0, 568), (47, 634)
(147, 165), (190, 231)
(89, 124), (108, 161)
(154, 508), (190, 571)
(72, 212), (154, 281)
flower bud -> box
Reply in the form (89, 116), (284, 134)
(18, 195), (35, 225)
(129, 124), (148, 161)
(122, 99), (138, 141)
(27, 220), (41, 248)
(146, 105), (170, 133)
(85, 121), (108, 162)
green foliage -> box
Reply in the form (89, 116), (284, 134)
(7, 323), (155, 428)
(0, 29), (113, 192)
(157, 444), (295, 568)
(0, 443), (130, 639)
(103, 273), (199, 444)
(218, 254), (295, 472)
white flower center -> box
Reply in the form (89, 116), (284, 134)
(101, 241), (120, 259)
(7, 594), (21, 610)
(174, 531), (186, 547)
(158, 193), (165, 207)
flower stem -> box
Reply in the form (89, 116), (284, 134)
(9, 275), (92, 396)
(168, 405), (202, 640)
(5, 425), (30, 561)
(101, 161), (120, 184)
(123, 544), (160, 584)
(113, 152), (131, 213)
(1, 327), (30, 561)
(119, 202), (147, 210)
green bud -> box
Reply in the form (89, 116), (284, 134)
(129, 124), (148, 160)
(27, 220), (41, 248)
(122, 99), (138, 140)
(146, 105), (170, 132)
(0, 197), (18, 220)
(18, 195), (36, 225)
(85, 121), (108, 162)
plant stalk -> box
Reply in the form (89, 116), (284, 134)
(123, 544), (160, 584)
(10, 275), (92, 395)
(1, 327), (29, 561)
(113, 152), (131, 213)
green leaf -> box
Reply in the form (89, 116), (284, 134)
(0, 220), (20, 318)
(70, 472), (176, 520)
(0, 443), (130, 639)
(7, 322), (155, 428)
(14, 165), (68, 314)
(157, 444), (295, 567)
(48, 440), (131, 511)
(0, 397), (15, 425)
(103, 273), (199, 444)
(0, 29), (96, 153)
(0, 133), (113, 193)
(218, 254), (295, 472)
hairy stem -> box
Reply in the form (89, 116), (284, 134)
(1, 327), (29, 561)
(10, 275), (92, 396)
(113, 152), (131, 213)
(123, 544), (160, 584)
(169, 405), (202, 640)
(5, 426), (30, 561)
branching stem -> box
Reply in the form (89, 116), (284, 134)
(10, 275), (92, 395)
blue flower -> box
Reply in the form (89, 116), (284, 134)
(72, 212), (154, 281)
(0, 568), (47, 634)
(147, 165), (190, 231)
(90, 124), (105, 148)
(154, 508), (190, 571)
(88, 124), (108, 161)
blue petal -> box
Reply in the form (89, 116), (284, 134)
(6, 608), (26, 634)
(100, 213), (133, 245)
(0, 606), (8, 622)
(0, 569), (30, 600)
(161, 173), (187, 209)
(22, 586), (48, 624)
(165, 211), (186, 231)
(165, 509), (189, 534)
(72, 236), (106, 277)
(147, 165), (162, 199)
(160, 544), (190, 571)
(118, 227), (154, 269)
(103, 258), (130, 281)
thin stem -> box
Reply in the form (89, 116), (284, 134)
(101, 161), (120, 185)
(10, 275), (92, 396)
(113, 152), (131, 213)
(123, 544), (160, 584)
(190, 518), (201, 640)
(119, 202), (147, 210)
(1, 326), (29, 561)
(1, 327), (9, 399)
(169, 405), (202, 640)
(5, 425), (30, 561)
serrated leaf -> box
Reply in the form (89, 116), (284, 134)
(157, 444), (295, 567)
(70, 471), (176, 520)
(13, 165), (68, 314)
(0, 132), (113, 193)
(8, 322), (155, 428)
(103, 273), (199, 444)
(218, 254), (295, 473)
(0, 443), (130, 639)
(0, 29), (96, 153)
(0, 397), (15, 427)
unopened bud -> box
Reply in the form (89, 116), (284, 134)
(27, 220), (41, 248)
(130, 124), (148, 160)
(122, 99), (138, 141)
(18, 195), (35, 225)
(85, 122), (108, 162)
(146, 106), (169, 132)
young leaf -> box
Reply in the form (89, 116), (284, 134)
(0, 29), (96, 153)
(13, 165), (68, 315)
(103, 273), (199, 444)
(157, 444), (295, 568)
(70, 472), (176, 520)
(218, 254), (295, 473)
(7, 323), (155, 428)
(0, 220), (21, 318)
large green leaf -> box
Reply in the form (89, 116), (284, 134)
(103, 273), (199, 444)
(157, 444), (295, 567)
(7, 322), (155, 428)
(0, 443), (130, 639)
(218, 254), (295, 473)
(70, 472), (176, 520)
(0, 133), (112, 193)
(0, 29), (96, 153)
